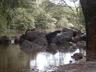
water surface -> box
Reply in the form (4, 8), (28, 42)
(0, 44), (85, 72)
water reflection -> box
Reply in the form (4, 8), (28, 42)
(0, 45), (29, 72)
(30, 49), (81, 71)
(0, 44), (85, 72)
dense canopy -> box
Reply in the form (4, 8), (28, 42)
(0, 0), (85, 34)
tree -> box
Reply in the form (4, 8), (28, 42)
(0, 0), (28, 32)
(80, 0), (96, 61)
(0, 0), (85, 33)
(55, 0), (85, 30)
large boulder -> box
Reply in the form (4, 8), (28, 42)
(72, 32), (86, 43)
(62, 27), (80, 36)
(15, 29), (47, 45)
(17, 29), (48, 52)
(45, 30), (61, 46)
(52, 32), (73, 45)
(52, 28), (76, 45)
(23, 30), (46, 42)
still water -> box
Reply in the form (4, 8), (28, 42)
(0, 44), (85, 72)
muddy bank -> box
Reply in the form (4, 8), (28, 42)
(54, 61), (96, 72)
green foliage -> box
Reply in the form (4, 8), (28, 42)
(12, 8), (35, 30)
(0, 0), (85, 33)
(35, 13), (56, 29)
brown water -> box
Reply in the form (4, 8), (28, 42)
(0, 44), (86, 72)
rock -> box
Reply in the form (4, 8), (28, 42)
(51, 27), (82, 46)
(45, 30), (61, 45)
(24, 31), (45, 42)
(33, 37), (47, 47)
(80, 32), (86, 41)
(76, 41), (86, 49)
(0, 36), (11, 45)
(20, 40), (46, 53)
(52, 31), (74, 46)
(71, 53), (83, 61)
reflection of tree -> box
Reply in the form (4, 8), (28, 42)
(0, 45), (29, 72)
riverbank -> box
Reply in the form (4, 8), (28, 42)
(54, 61), (96, 72)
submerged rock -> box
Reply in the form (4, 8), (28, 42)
(71, 53), (83, 61)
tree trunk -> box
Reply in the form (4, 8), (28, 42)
(80, 0), (96, 61)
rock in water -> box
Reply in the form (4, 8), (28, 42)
(20, 40), (46, 53)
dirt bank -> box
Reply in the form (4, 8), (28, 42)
(54, 61), (96, 72)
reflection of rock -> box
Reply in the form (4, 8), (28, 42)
(46, 43), (57, 54)
(20, 40), (46, 53)
(33, 37), (47, 47)
(58, 45), (77, 53)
